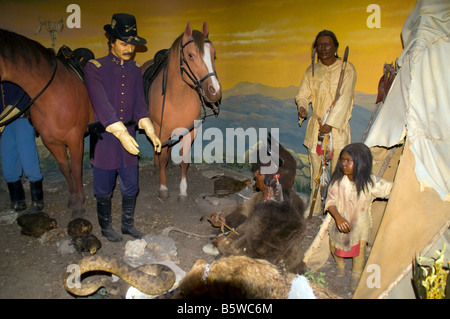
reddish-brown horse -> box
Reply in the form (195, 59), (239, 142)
(144, 22), (222, 200)
(0, 29), (93, 217)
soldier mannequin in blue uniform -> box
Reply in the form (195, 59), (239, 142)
(84, 13), (161, 242)
(1, 82), (44, 213)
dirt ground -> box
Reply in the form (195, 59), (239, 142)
(0, 161), (355, 299)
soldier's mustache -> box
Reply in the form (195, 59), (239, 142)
(123, 52), (133, 56)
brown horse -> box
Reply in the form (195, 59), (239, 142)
(144, 22), (222, 200)
(0, 29), (93, 217)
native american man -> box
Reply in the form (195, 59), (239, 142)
(295, 30), (357, 216)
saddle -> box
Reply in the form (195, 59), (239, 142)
(142, 49), (170, 104)
(57, 45), (95, 81)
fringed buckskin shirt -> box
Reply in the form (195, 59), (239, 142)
(295, 59), (357, 154)
(325, 174), (393, 252)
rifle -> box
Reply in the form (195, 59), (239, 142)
(308, 46), (349, 220)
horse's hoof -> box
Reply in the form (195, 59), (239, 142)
(177, 195), (187, 203)
(158, 189), (170, 199)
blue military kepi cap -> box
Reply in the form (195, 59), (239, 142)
(104, 13), (147, 45)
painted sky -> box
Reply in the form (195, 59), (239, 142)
(0, 0), (416, 93)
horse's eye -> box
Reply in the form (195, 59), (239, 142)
(188, 53), (195, 58)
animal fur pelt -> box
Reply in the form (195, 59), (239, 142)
(215, 190), (307, 274)
(213, 137), (308, 274)
(72, 234), (102, 255)
(67, 218), (93, 237)
(172, 256), (340, 299)
(67, 217), (101, 255)
(16, 212), (57, 237)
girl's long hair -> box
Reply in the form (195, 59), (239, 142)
(330, 143), (373, 196)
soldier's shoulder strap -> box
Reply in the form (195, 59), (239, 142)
(88, 59), (102, 68)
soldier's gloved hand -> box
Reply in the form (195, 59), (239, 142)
(138, 117), (162, 153)
(0, 104), (21, 133)
(106, 121), (139, 155)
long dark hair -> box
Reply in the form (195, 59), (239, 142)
(330, 143), (373, 196)
(313, 29), (339, 59)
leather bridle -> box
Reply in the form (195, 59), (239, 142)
(157, 37), (220, 148)
(179, 38), (218, 102)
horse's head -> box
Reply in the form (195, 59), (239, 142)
(179, 22), (222, 104)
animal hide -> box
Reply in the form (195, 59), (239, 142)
(215, 189), (307, 274)
(173, 256), (340, 299)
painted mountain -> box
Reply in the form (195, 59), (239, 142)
(201, 81), (377, 155)
(133, 81), (377, 193)
(190, 81), (377, 194)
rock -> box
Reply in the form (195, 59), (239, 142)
(123, 235), (179, 267)
(39, 228), (65, 244)
(57, 239), (76, 254)
(201, 169), (223, 179)
(0, 209), (18, 225)
(202, 243), (220, 256)
(144, 234), (178, 262)
(123, 235), (187, 299)
(124, 238), (147, 258)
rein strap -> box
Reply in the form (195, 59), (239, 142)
(0, 61), (58, 126)
(180, 39), (217, 97)
(156, 37), (220, 148)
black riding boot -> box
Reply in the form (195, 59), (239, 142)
(96, 196), (122, 242)
(7, 180), (27, 211)
(30, 180), (44, 213)
(121, 195), (143, 239)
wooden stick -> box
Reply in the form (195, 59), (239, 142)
(304, 214), (332, 264)
(221, 223), (239, 236)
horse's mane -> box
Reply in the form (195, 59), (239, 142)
(0, 29), (56, 70)
(170, 30), (207, 57)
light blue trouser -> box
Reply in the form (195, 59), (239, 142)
(1, 118), (42, 183)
